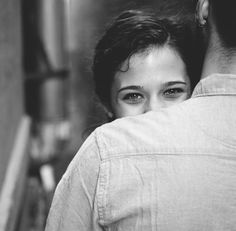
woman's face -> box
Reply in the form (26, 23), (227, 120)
(110, 46), (191, 118)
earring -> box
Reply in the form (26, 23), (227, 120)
(106, 111), (115, 121)
(107, 111), (114, 119)
(102, 105), (115, 121)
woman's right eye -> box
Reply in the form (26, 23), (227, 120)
(122, 93), (143, 104)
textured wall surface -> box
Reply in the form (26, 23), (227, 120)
(0, 0), (23, 190)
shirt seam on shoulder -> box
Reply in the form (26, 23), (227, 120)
(96, 161), (107, 226)
(94, 129), (103, 161)
(94, 128), (107, 225)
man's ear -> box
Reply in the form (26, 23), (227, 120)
(196, 0), (209, 26)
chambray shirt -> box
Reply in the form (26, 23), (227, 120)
(45, 74), (236, 231)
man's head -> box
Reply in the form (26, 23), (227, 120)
(196, 0), (236, 48)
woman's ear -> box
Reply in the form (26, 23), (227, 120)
(196, 0), (209, 26)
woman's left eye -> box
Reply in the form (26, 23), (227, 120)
(163, 88), (184, 97)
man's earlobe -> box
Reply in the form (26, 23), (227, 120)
(196, 0), (209, 26)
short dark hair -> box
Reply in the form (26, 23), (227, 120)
(210, 0), (236, 47)
(93, 10), (202, 107)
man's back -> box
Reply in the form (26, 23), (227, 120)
(46, 74), (236, 230)
(46, 0), (236, 229)
(96, 74), (236, 230)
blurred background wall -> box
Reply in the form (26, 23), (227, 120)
(0, 0), (31, 230)
(0, 0), (23, 192)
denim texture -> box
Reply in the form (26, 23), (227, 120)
(46, 74), (236, 231)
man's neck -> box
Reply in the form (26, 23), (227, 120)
(201, 33), (236, 79)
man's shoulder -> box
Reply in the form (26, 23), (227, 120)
(94, 101), (200, 159)
(97, 106), (184, 139)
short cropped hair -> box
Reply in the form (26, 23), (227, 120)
(210, 0), (236, 47)
(93, 10), (202, 107)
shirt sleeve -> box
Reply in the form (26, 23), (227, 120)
(45, 132), (103, 231)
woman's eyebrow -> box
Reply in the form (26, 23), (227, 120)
(164, 81), (187, 87)
(118, 85), (143, 93)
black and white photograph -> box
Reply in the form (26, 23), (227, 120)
(1, 0), (236, 230)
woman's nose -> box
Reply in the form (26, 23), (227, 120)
(144, 98), (162, 113)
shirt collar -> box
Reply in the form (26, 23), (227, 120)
(192, 74), (236, 98)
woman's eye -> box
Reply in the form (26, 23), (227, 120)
(163, 88), (184, 97)
(122, 93), (143, 104)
